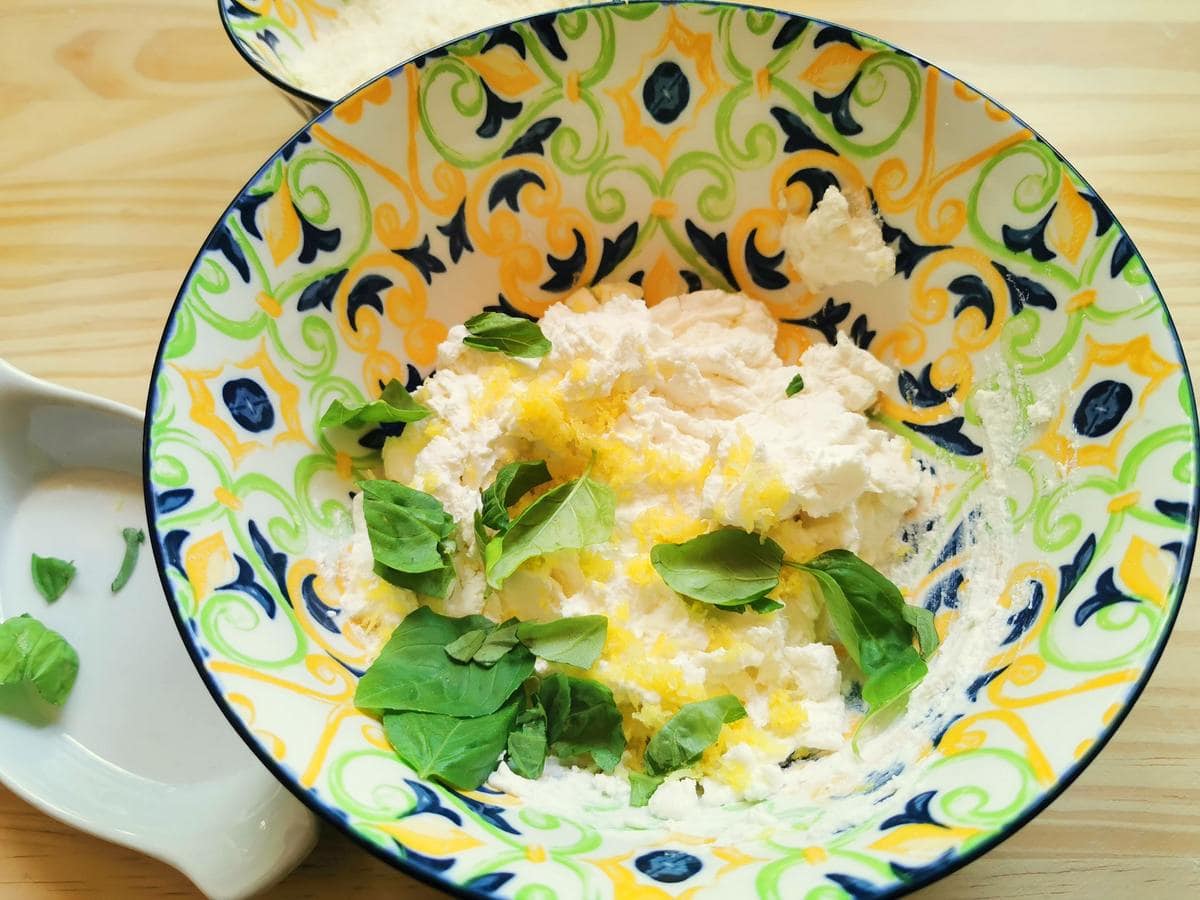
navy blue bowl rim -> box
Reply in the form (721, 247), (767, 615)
(159, 3), (1197, 897)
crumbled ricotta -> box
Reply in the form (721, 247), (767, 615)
(783, 186), (896, 291)
(340, 287), (933, 809)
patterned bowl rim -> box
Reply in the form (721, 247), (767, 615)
(216, 0), (332, 110)
(161, 3), (1197, 896)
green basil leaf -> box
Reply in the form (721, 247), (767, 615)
(785, 373), (805, 396)
(473, 619), (521, 666)
(354, 607), (534, 716)
(374, 561), (456, 599)
(473, 509), (490, 550)
(901, 603), (939, 658)
(505, 700), (548, 779)
(629, 771), (665, 808)
(747, 597), (784, 615)
(650, 529), (783, 608)
(110, 528), (145, 594)
(538, 673), (626, 773)
(444, 628), (488, 663)
(30, 555), (75, 604)
(485, 472), (615, 588)
(643, 695), (746, 777)
(360, 480), (455, 575)
(480, 460), (552, 533)
(463, 312), (552, 358)
(0, 614), (80, 705)
(859, 644), (927, 709)
(383, 696), (519, 790)
(515, 615), (607, 668)
(320, 379), (430, 430)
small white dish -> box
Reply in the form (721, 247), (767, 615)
(0, 359), (318, 899)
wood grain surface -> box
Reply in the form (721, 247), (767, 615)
(1, 1), (1197, 897)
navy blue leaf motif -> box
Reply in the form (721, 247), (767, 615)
(360, 364), (427, 450)
(206, 225), (250, 283)
(295, 205), (340, 264)
(488, 168), (546, 212)
(880, 219), (950, 278)
(966, 666), (1007, 702)
(222, 379), (275, 432)
(1110, 234), (1136, 278)
(684, 220), (739, 290)
(541, 228), (586, 292)
(528, 13), (567, 60)
(744, 227), (788, 291)
(225, 2), (255, 19)
(815, 73), (864, 136)
(482, 25), (525, 57)
(402, 779), (462, 826)
(347, 274), (392, 330)
(504, 116), (561, 158)
(783, 297), (851, 344)
(864, 764), (902, 793)
(155, 489), (194, 514)
(772, 17), (808, 50)
(814, 25), (861, 48)
(257, 29), (280, 52)
(411, 47), (450, 70)
(297, 268), (348, 313)
(880, 790), (945, 830)
(932, 713), (964, 746)
(680, 270), (703, 292)
(993, 262), (1057, 314)
(592, 222), (639, 284)
(249, 520), (289, 605)
(1080, 191), (1115, 236)
(1073, 380), (1132, 438)
(464, 873), (515, 893)
(1057, 534), (1096, 608)
(400, 847), (454, 872)
(300, 575), (340, 634)
(906, 418), (984, 456)
(629, 269), (645, 286)
(1155, 499), (1190, 523)
(216, 555), (277, 619)
(933, 514), (975, 569)
(475, 81), (523, 140)
(948, 274), (994, 328)
(899, 364), (956, 409)
(891, 850), (957, 883)
(452, 790), (520, 835)
(635, 850), (703, 884)
(1163, 541), (1183, 558)
(770, 107), (837, 155)
(824, 871), (882, 896)
(643, 62), (691, 125)
(392, 235), (446, 285)
(1002, 580), (1044, 645)
(1075, 569), (1140, 626)
(164, 529), (189, 575)
(1001, 205), (1056, 263)
(436, 202), (473, 263)
(786, 167), (840, 212)
(279, 131), (311, 162)
(923, 568), (964, 613)
(233, 191), (271, 240)
(850, 314), (875, 349)
(483, 293), (537, 320)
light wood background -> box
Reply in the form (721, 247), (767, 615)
(1, 1), (1197, 897)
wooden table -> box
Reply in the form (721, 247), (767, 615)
(1, 1), (1197, 896)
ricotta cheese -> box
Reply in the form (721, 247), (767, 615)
(783, 186), (897, 291)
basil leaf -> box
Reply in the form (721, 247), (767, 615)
(480, 460), (552, 533)
(650, 529), (783, 608)
(374, 561), (456, 599)
(383, 696), (519, 790)
(516, 615), (607, 668)
(110, 528), (145, 594)
(473, 619), (520, 666)
(901, 603), (939, 658)
(320, 379), (429, 429)
(31, 555), (75, 604)
(444, 628), (488, 663)
(643, 695), (746, 777)
(0, 614), (80, 705)
(360, 480), (454, 574)
(859, 644), (927, 709)
(485, 472), (615, 588)
(463, 312), (551, 358)
(354, 607), (534, 716)
(629, 771), (665, 808)
(473, 510), (490, 549)
(785, 373), (805, 396)
(538, 673), (626, 773)
(505, 700), (548, 779)
(747, 597), (784, 615)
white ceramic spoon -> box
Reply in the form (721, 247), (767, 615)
(0, 359), (318, 899)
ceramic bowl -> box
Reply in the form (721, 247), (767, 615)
(148, 2), (1195, 896)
